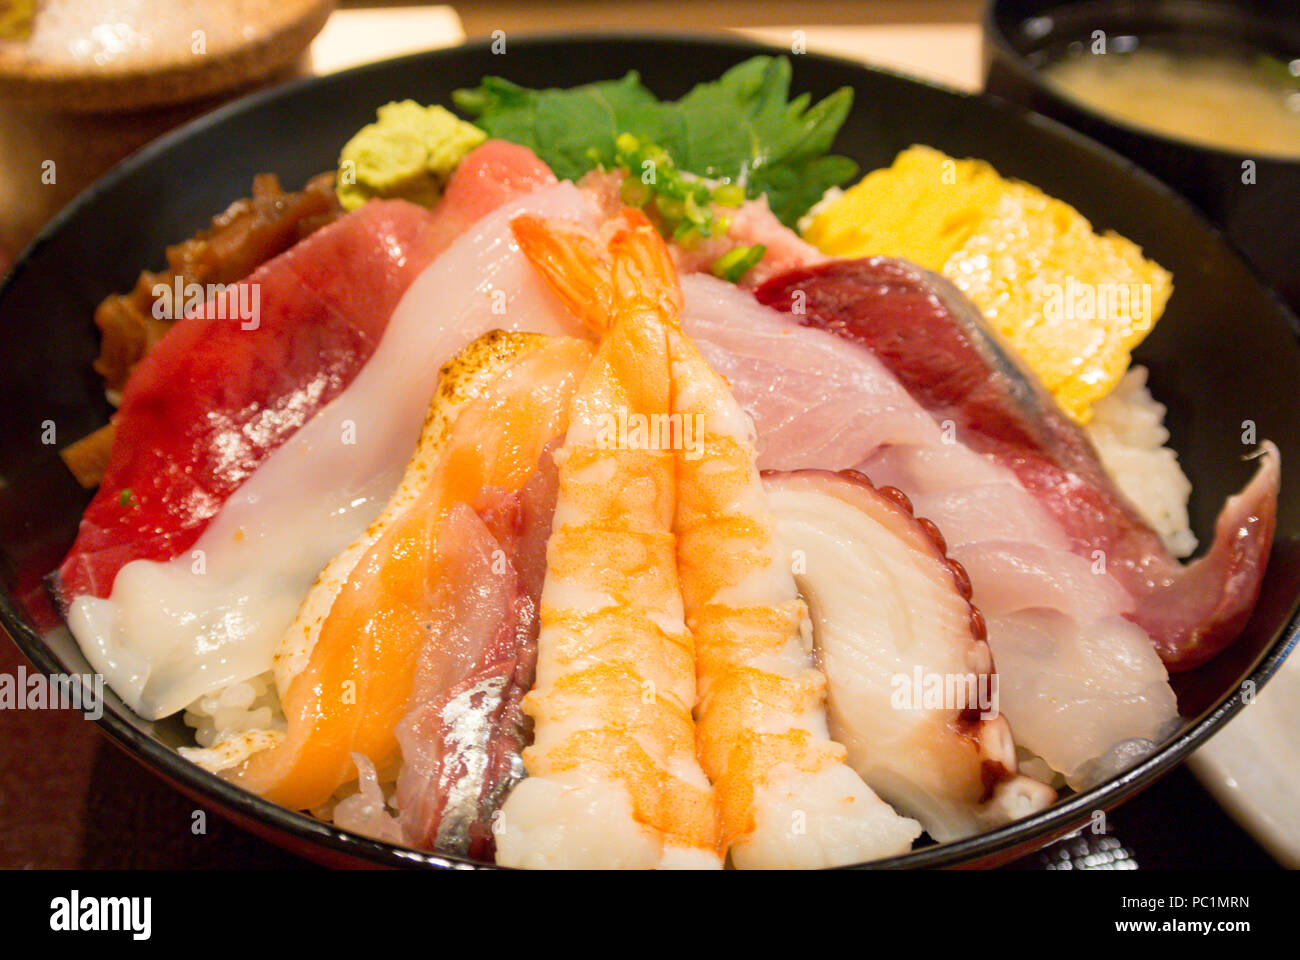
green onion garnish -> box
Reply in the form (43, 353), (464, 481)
(710, 244), (767, 283)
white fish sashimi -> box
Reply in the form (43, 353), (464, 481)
(679, 273), (1179, 785)
(69, 183), (595, 720)
(864, 442), (1009, 492)
(949, 541), (1134, 622)
(986, 610), (1180, 786)
(680, 274), (941, 470)
(895, 484), (1071, 552)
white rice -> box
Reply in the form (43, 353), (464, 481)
(1085, 366), (1197, 558)
(182, 673), (402, 837)
(182, 671), (285, 749)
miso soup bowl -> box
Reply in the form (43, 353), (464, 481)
(984, 0), (1300, 314)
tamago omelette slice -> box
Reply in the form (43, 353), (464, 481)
(803, 146), (1172, 423)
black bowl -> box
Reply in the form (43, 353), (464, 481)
(984, 0), (1300, 314)
(1, 32), (1298, 869)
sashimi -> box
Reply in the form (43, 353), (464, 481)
(232, 333), (591, 816)
(578, 169), (828, 286)
(57, 198), (443, 602)
(68, 180), (596, 721)
(58, 139), (556, 605)
(753, 258), (1279, 671)
(425, 139), (558, 251)
(679, 276), (939, 471)
(986, 609), (1179, 783)
(763, 469), (1055, 841)
(676, 273), (1180, 782)
(394, 455), (559, 857)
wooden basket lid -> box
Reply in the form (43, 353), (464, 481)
(0, 0), (336, 112)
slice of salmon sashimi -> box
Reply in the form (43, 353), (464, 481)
(231, 332), (592, 819)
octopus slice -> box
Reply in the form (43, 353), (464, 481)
(763, 469), (1056, 842)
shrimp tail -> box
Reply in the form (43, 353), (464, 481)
(512, 209), (683, 331)
(607, 209), (684, 319)
(510, 214), (616, 335)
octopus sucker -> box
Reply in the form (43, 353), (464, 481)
(762, 468), (1056, 841)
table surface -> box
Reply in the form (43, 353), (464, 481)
(0, 4), (1284, 870)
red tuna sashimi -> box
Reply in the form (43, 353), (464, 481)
(57, 199), (441, 601)
(755, 257), (1279, 671)
(427, 140), (557, 250)
(57, 141), (558, 602)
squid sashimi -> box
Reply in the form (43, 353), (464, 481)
(677, 274), (1179, 785)
(494, 214), (722, 870)
(229, 333), (591, 819)
(754, 258), (1279, 671)
(68, 178), (596, 721)
(58, 140), (554, 606)
(763, 470), (1055, 841)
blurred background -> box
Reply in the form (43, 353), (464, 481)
(2, 0), (1296, 294)
(0, 0), (989, 265)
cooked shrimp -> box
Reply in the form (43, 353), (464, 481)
(494, 212), (722, 869)
(511, 209), (920, 868)
(613, 238), (919, 865)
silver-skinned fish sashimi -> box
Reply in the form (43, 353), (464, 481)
(754, 258), (1279, 672)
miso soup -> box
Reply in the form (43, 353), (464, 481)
(1042, 46), (1300, 159)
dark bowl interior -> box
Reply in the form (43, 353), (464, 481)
(1, 32), (1298, 869)
(984, 0), (1300, 313)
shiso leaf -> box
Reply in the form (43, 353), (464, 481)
(452, 72), (666, 183)
(453, 56), (857, 227)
